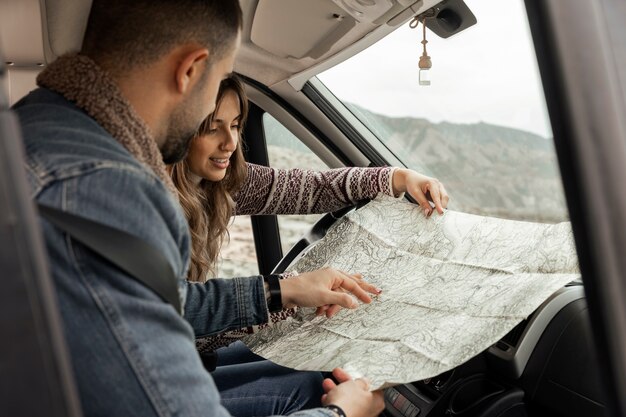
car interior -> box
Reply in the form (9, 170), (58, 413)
(1, 0), (626, 416)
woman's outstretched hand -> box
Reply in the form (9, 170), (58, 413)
(392, 168), (449, 216)
(279, 268), (380, 317)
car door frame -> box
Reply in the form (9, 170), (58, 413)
(241, 76), (362, 275)
(525, 1), (626, 415)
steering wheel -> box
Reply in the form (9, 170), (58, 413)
(270, 200), (371, 274)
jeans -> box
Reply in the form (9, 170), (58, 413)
(213, 342), (324, 416)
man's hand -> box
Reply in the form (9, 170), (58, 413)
(321, 368), (385, 417)
(392, 168), (449, 216)
(279, 268), (380, 317)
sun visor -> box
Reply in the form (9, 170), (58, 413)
(250, 0), (421, 60)
(251, 0), (357, 59)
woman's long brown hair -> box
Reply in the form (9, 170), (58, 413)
(170, 75), (249, 282)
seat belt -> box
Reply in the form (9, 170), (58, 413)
(37, 204), (182, 314)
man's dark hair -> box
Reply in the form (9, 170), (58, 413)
(81, 0), (242, 71)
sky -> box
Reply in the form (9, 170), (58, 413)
(318, 0), (553, 139)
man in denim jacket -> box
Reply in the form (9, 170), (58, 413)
(13, 1), (384, 416)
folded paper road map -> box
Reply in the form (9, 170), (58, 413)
(244, 194), (579, 389)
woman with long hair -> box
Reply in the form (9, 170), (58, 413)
(170, 75), (448, 416)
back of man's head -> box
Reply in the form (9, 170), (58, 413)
(81, 0), (242, 73)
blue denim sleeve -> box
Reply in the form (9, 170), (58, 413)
(35, 165), (232, 417)
(185, 276), (270, 337)
(35, 165), (341, 417)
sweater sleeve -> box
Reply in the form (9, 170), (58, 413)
(234, 162), (398, 215)
(195, 308), (296, 353)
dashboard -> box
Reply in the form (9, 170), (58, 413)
(382, 283), (608, 417)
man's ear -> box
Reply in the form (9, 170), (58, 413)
(175, 48), (210, 95)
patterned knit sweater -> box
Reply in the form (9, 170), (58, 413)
(235, 163), (396, 215)
(195, 163), (398, 354)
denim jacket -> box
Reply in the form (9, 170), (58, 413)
(14, 88), (333, 417)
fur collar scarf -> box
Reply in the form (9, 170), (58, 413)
(37, 54), (177, 196)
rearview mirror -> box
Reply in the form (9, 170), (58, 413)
(421, 0), (477, 38)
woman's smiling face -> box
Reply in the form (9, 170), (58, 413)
(186, 89), (241, 182)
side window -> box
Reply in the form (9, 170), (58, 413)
(263, 113), (328, 254)
(218, 113), (329, 276)
(217, 215), (258, 277)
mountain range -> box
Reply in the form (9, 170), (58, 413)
(347, 104), (568, 223)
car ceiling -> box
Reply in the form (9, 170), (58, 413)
(1, 0), (442, 93)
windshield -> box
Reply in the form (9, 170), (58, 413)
(318, 0), (567, 223)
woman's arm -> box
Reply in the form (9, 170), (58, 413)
(234, 163), (397, 215)
(234, 163), (449, 216)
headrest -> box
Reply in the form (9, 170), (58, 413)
(44, 0), (92, 61)
(0, 0), (91, 66)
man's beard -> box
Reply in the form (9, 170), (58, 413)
(162, 98), (204, 165)
(161, 128), (195, 164)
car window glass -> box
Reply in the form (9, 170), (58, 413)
(264, 113), (327, 254)
(217, 215), (258, 277)
(318, 0), (567, 223)
(218, 114), (329, 276)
